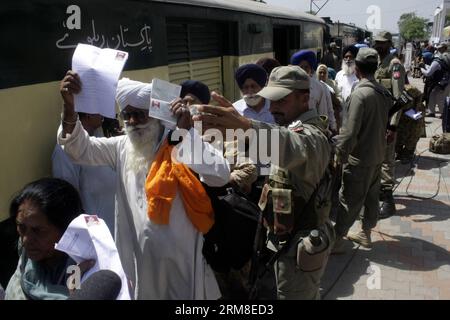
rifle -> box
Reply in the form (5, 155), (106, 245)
(247, 183), (291, 300)
(248, 199), (266, 300)
(388, 89), (414, 118)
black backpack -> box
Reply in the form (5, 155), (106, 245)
(429, 56), (450, 89)
(202, 185), (261, 273)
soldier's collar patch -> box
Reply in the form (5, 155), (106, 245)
(288, 120), (304, 132)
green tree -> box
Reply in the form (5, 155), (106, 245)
(398, 12), (429, 41)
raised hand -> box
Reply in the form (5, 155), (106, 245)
(193, 92), (251, 134)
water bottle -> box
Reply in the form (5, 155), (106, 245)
(305, 229), (327, 254)
(309, 230), (322, 247)
(296, 229), (328, 271)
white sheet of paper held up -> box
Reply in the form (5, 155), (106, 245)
(149, 78), (181, 128)
(72, 44), (128, 119)
(55, 214), (131, 300)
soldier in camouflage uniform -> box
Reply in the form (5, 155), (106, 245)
(395, 85), (425, 164)
(373, 31), (406, 219)
(196, 66), (335, 299)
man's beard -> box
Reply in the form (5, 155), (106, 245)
(342, 60), (356, 75)
(124, 118), (163, 173)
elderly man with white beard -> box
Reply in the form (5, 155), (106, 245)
(57, 70), (230, 300)
(290, 50), (338, 135)
(335, 45), (360, 103)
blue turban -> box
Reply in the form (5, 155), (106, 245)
(328, 67), (337, 80)
(180, 80), (211, 104)
(235, 64), (268, 89)
(290, 50), (318, 71)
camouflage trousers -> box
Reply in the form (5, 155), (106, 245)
(396, 114), (426, 156)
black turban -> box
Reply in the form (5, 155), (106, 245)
(342, 45), (359, 59)
(235, 64), (268, 89)
(180, 80), (211, 104)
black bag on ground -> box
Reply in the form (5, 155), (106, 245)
(202, 185), (260, 273)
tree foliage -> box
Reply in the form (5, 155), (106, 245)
(398, 12), (429, 41)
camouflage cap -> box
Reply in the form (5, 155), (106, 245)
(356, 47), (379, 64)
(374, 30), (392, 42)
(257, 65), (310, 101)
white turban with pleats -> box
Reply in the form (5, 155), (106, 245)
(115, 78), (152, 111)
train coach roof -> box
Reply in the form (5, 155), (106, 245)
(153, 0), (325, 24)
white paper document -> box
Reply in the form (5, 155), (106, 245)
(149, 78), (181, 127)
(72, 43), (128, 119)
(404, 109), (423, 120)
(55, 214), (131, 300)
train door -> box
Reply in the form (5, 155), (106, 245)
(273, 25), (300, 65)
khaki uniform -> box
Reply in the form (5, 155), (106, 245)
(375, 54), (406, 191)
(252, 109), (334, 300)
(334, 79), (391, 236)
(395, 85), (425, 158)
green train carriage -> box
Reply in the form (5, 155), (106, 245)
(0, 0), (325, 220)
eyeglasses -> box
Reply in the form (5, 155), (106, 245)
(120, 110), (148, 121)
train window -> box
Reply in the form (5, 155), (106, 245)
(302, 23), (323, 51)
(167, 19), (224, 94)
(167, 20), (223, 64)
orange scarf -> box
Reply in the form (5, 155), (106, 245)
(145, 140), (214, 234)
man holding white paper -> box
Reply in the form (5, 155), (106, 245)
(57, 71), (230, 300)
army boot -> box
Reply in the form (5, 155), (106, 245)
(379, 190), (396, 219)
(347, 229), (372, 248)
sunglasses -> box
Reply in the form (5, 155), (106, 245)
(120, 110), (148, 121)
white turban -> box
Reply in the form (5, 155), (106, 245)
(116, 78), (152, 111)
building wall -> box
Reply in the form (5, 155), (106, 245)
(432, 0), (450, 43)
